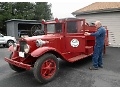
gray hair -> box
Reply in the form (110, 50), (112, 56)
(95, 21), (102, 26)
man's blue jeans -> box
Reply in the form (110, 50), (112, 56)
(92, 45), (104, 68)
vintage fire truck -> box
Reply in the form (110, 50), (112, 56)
(4, 18), (109, 83)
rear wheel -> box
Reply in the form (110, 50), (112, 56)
(33, 53), (59, 83)
(9, 53), (26, 72)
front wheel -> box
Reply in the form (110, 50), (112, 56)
(33, 53), (59, 83)
(9, 63), (26, 72)
(9, 53), (26, 72)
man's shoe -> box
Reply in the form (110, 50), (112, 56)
(98, 65), (103, 68)
(89, 66), (98, 70)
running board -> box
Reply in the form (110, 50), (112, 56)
(68, 53), (93, 62)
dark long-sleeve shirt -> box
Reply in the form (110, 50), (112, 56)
(91, 26), (106, 47)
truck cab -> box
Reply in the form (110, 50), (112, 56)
(4, 18), (108, 83)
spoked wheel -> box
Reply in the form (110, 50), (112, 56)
(33, 53), (59, 83)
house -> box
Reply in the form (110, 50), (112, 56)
(6, 19), (42, 39)
(72, 2), (120, 47)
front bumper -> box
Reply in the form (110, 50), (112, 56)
(4, 57), (32, 70)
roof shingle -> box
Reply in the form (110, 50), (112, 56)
(72, 2), (120, 15)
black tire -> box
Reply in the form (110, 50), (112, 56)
(3, 44), (6, 48)
(9, 53), (26, 72)
(7, 40), (14, 47)
(33, 53), (59, 83)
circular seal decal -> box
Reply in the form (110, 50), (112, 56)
(70, 39), (79, 47)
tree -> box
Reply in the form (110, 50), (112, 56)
(34, 2), (52, 20)
(0, 2), (13, 34)
(0, 2), (53, 34)
(12, 2), (35, 19)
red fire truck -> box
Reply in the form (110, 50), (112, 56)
(4, 18), (109, 83)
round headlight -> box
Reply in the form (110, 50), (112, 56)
(24, 44), (30, 53)
(36, 39), (46, 47)
(13, 43), (17, 51)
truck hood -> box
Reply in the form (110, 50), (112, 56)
(21, 34), (62, 42)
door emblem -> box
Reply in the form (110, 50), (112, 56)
(70, 39), (79, 47)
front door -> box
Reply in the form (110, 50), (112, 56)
(65, 35), (85, 53)
(65, 20), (85, 53)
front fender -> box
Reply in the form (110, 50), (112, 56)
(8, 44), (19, 52)
(8, 45), (14, 52)
(31, 47), (60, 57)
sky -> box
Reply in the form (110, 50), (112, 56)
(48, 0), (93, 18)
(47, 0), (119, 19)
(2, 0), (120, 19)
(49, 1), (94, 18)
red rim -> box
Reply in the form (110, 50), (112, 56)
(41, 59), (56, 79)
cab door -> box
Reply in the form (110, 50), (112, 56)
(65, 20), (86, 53)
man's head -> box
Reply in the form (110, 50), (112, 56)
(95, 21), (102, 29)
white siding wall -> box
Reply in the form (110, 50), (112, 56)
(76, 12), (120, 47)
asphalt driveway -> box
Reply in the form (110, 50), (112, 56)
(0, 47), (120, 87)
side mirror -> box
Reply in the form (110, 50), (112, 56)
(0, 34), (4, 37)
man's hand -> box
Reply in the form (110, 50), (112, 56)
(84, 32), (91, 36)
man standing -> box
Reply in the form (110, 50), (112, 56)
(84, 21), (106, 70)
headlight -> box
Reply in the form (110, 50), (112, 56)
(36, 39), (46, 47)
(13, 43), (17, 51)
(24, 44), (30, 53)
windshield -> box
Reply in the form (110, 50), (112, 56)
(46, 23), (62, 33)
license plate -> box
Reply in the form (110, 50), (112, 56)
(19, 52), (24, 58)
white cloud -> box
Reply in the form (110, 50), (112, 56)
(48, 0), (120, 19)
(49, 1), (94, 18)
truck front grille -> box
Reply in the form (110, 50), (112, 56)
(19, 41), (26, 52)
